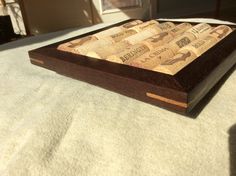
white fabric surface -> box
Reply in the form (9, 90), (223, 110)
(0, 19), (236, 176)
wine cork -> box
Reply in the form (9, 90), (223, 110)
(158, 22), (175, 32)
(127, 46), (175, 69)
(131, 20), (160, 32)
(107, 29), (137, 42)
(153, 49), (198, 75)
(141, 32), (174, 49)
(57, 35), (98, 52)
(86, 41), (131, 59)
(186, 23), (212, 39)
(71, 38), (113, 55)
(93, 20), (143, 39)
(124, 27), (160, 45)
(106, 44), (151, 63)
(208, 25), (233, 41)
(168, 33), (196, 54)
(121, 20), (144, 29)
(180, 35), (218, 56)
(93, 27), (125, 39)
(169, 23), (192, 37)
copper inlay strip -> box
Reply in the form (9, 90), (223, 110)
(146, 92), (187, 108)
(30, 58), (44, 65)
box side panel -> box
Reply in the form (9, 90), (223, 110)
(29, 52), (188, 113)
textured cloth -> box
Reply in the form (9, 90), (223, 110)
(0, 19), (236, 176)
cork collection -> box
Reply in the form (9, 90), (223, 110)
(57, 20), (233, 75)
(29, 19), (236, 115)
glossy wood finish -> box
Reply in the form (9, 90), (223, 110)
(28, 20), (236, 115)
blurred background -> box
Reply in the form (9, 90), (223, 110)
(1, 0), (236, 44)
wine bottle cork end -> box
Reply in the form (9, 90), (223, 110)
(121, 20), (144, 29)
(208, 25), (233, 41)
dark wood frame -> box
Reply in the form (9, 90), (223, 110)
(28, 19), (236, 116)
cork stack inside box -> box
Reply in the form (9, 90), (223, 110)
(29, 19), (236, 115)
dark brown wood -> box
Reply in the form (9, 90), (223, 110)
(215, 0), (221, 18)
(28, 20), (236, 115)
(30, 54), (187, 113)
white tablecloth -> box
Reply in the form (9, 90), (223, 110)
(0, 18), (236, 176)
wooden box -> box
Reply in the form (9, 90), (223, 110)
(28, 20), (236, 116)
